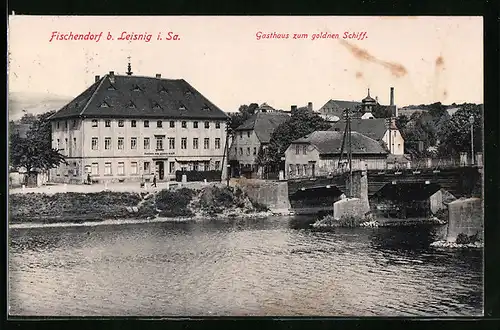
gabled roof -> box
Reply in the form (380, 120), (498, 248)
(49, 74), (228, 120)
(257, 102), (276, 112)
(328, 118), (394, 141)
(235, 112), (290, 143)
(292, 131), (387, 155)
(318, 99), (361, 118)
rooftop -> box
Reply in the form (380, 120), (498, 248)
(328, 118), (396, 141)
(292, 131), (388, 155)
(235, 111), (290, 143)
(49, 73), (228, 120)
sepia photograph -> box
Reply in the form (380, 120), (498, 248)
(7, 15), (483, 317)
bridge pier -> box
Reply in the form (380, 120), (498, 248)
(333, 170), (370, 220)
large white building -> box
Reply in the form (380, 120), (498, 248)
(49, 71), (229, 183)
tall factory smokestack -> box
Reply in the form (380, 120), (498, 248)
(390, 87), (394, 106)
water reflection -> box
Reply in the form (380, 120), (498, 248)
(9, 216), (482, 316)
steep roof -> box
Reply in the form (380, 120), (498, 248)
(235, 112), (290, 143)
(49, 74), (228, 120)
(318, 99), (361, 118)
(292, 131), (387, 155)
(328, 118), (392, 141)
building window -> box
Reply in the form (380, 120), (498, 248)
(247, 131), (250, 138)
(246, 147), (250, 155)
(303, 145), (307, 155)
(169, 161), (175, 174)
(169, 137), (175, 149)
(92, 120), (98, 127)
(296, 145), (300, 155)
(181, 138), (187, 149)
(169, 121), (175, 128)
(253, 147), (257, 155)
(182, 121), (187, 128)
(144, 120), (149, 128)
(239, 148), (243, 155)
(57, 139), (61, 149)
(65, 138), (68, 151)
(303, 164), (308, 176)
(131, 162), (138, 175)
(193, 162), (199, 171)
(156, 137), (164, 150)
(72, 120), (77, 128)
(73, 137), (77, 150)
(216, 122), (221, 129)
(204, 138), (210, 149)
(204, 121), (210, 129)
(288, 164), (294, 176)
(91, 138), (98, 150)
(104, 162), (112, 175)
(131, 137), (137, 149)
(239, 132), (243, 139)
(215, 138), (221, 149)
(144, 137), (150, 149)
(215, 161), (221, 170)
(117, 162), (125, 176)
(157, 120), (162, 128)
(57, 122), (60, 129)
(144, 162), (151, 174)
(65, 121), (68, 129)
(193, 138), (199, 149)
(118, 120), (124, 127)
(118, 137), (124, 150)
(296, 164), (300, 176)
(91, 163), (99, 175)
(105, 120), (111, 127)
(105, 137), (111, 150)
(131, 120), (137, 127)
(193, 121), (198, 128)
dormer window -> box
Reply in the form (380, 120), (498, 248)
(184, 90), (193, 97)
(132, 84), (142, 92)
(159, 86), (168, 94)
(127, 101), (136, 109)
(179, 104), (186, 111)
(100, 101), (110, 108)
(107, 85), (116, 91)
(202, 104), (211, 111)
(153, 102), (162, 110)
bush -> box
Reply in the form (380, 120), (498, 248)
(251, 201), (269, 212)
(313, 214), (364, 228)
(155, 188), (196, 217)
(456, 232), (480, 244)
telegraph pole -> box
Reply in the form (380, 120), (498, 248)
(347, 109), (353, 198)
(469, 115), (475, 165)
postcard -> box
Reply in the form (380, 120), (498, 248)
(8, 15), (483, 317)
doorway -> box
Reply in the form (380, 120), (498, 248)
(155, 161), (165, 180)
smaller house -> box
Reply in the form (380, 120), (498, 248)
(329, 117), (405, 155)
(285, 131), (388, 179)
(228, 111), (290, 178)
(317, 99), (361, 122)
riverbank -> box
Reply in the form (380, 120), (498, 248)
(9, 185), (276, 225)
(311, 214), (447, 229)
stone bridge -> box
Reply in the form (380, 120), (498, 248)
(287, 166), (482, 200)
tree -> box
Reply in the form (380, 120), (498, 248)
(437, 103), (482, 157)
(9, 110), (66, 183)
(228, 103), (259, 132)
(257, 107), (330, 167)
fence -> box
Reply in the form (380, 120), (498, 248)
(175, 170), (222, 182)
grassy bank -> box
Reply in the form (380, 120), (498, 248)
(9, 185), (270, 224)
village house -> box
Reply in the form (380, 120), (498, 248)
(285, 131), (389, 179)
(317, 99), (361, 122)
(228, 109), (290, 178)
(49, 69), (228, 183)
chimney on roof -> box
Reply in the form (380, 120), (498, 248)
(156, 73), (161, 79)
(307, 102), (313, 112)
(95, 75), (100, 83)
(375, 96), (378, 104)
(109, 71), (115, 84)
(291, 105), (297, 112)
(390, 87), (394, 106)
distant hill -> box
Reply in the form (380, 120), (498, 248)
(8, 92), (73, 121)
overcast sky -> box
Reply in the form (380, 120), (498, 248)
(8, 16), (482, 111)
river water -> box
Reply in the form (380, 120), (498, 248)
(8, 216), (483, 317)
